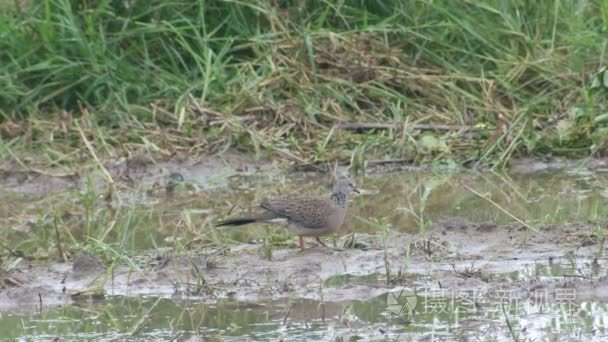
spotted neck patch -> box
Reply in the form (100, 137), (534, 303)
(330, 191), (347, 208)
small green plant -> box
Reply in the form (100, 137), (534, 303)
(397, 177), (439, 234)
(355, 216), (395, 284)
(259, 241), (273, 261)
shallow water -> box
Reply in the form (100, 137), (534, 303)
(1, 168), (608, 340)
(2, 285), (607, 340)
(3, 168), (608, 251)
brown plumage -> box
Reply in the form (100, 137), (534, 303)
(216, 178), (359, 250)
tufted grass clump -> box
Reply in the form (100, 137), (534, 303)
(0, 0), (607, 169)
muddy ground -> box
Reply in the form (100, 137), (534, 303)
(3, 150), (608, 198)
(0, 151), (275, 197)
(1, 217), (605, 315)
(1, 153), (608, 339)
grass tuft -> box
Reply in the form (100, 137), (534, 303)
(1, 0), (607, 167)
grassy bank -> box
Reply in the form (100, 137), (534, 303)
(1, 0), (607, 170)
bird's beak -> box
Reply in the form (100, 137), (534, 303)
(353, 188), (360, 195)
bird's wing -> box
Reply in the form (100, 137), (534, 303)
(260, 197), (334, 228)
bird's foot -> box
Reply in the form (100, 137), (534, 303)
(298, 236), (305, 253)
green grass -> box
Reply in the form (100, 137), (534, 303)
(1, 0), (608, 168)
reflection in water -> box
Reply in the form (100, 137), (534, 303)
(2, 293), (607, 340)
(354, 170), (608, 233)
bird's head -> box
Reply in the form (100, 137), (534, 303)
(334, 177), (360, 195)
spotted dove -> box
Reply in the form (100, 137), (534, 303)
(216, 177), (359, 250)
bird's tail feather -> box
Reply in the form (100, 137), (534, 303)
(215, 217), (259, 227)
(215, 212), (276, 227)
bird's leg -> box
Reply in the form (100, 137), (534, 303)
(299, 236), (304, 251)
(315, 237), (328, 247)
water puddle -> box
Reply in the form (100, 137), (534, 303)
(1, 166), (607, 340)
(2, 290), (607, 340)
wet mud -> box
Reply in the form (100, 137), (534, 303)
(2, 218), (605, 317)
(1, 155), (608, 340)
